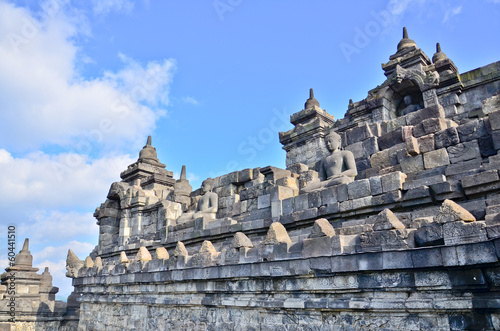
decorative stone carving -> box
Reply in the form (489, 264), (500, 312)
(135, 247), (152, 261)
(263, 223), (292, 245)
(155, 247), (170, 260)
(84, 256), (94, 268)
(231, 232), (253, 248)
(66, 249), (84, 278)
(301, 130), (357, 193)
(176, 178), (218, 224)
(373, 209), (405, 231)
(435, 199), (476, 224)
(309, 218), (335, 238)
(120, 251), (129, 264)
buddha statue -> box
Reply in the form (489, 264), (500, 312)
(176, 178), (218, 224)
(301, 131), (357, 193)
(400, 95), (422, 116)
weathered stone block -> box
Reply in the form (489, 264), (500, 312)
(309, 218), (335, 238)
(378, 128), (404, 150)
(413, 118), (448, 138)
(488, 110), (500, 131)
(461, 170), (499, 188)
(380, 171), (407, 192)
(281, 198), (295, 215)
(271, 200), (282, 218)
(294, 194), (309, 211)
(403, 175), (446, 191)
(417, 134), (435, 153)
(287, 163), (308, 174)
(270, 186), (294, 202)
(423, 148), (450, 169)
(406, 136), (420, 156)
(318, 202), (340, 216)
(382, 251), (414, 269)
(263, 222), (292, 245)
(320, 186), (337, 205)
(370, 149), (391, 169)
(345, 141), (365, 159)
(406, 104), (445, 126)
(434, 127), (460, 149)
(414, 223), (444, 247)
(369, 176), (382, 195)
(238, 168), (253, 183)
(373, 208), (405, 231)
(308, 191), (322, 208)
(346, 124), (373, 145)
(363, 137), (379, 156)
(347, 179), (371, 199)
(358, 229), (414, 252)
(336, 184), (348, 202)
(443, 221), (488, 245)
(351, 196), (373, 210)
(436, 199), (476, 224)
(457, 119), (488, 142)
(456, 242), (498, 265)
(302, 236), (333, 258)
(398, 153), (424, 174)
(478, 135), (496, 157)
(447, 140), (480, 164)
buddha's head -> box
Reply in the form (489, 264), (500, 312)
(201, 178), (215, 193)
(325, 131), (341, 152)
(403, 95), (413, 106)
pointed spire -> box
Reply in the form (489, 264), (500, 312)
(174, 165), (192, 197)
(397, 27), (417, 52)
(22, 238), (29, 251)
(304, 88), (321, 110)
(432, 42), (448, 63)
(41, 267), (53, 286)
(180, 165), (187, 180)
(14, 238), (33, 268)
(138, 135), (161, 165)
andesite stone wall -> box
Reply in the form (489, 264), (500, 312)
(8, 28), (500, 330)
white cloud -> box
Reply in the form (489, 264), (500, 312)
(20, 210), (98, 244)
(32, 241), (96, 299)
(91, 0), (134, 15)
(182, 96), (200, 105)
(0, 1), (175, 152)
(0, 149), (135, 208)
(32, 240), (95, 262)
(442, 5), (462, 23)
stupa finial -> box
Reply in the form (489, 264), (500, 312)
(397, 27), (417, 52)
(146, 135), (152, 146)
(304, 88), (320, 110)
(432, 42), (448, 63)
(180, 165), (187, 180)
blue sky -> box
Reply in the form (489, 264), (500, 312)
(0, 0), (499, 299)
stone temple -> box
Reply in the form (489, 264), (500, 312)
(2, 28), (500, 330)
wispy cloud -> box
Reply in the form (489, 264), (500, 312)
(442, 5), (462, 23)
(90, 0), (134, 15)
(182, 96), (200, 105)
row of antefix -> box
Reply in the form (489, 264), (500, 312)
(66, 198), (497, 277)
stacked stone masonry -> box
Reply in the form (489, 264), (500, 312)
(3, 28), (500, 330)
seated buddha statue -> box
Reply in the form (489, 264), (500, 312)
(301, 131), (357, 193)
(176, 178), (218, 224)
